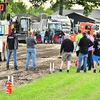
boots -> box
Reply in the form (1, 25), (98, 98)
(7, 66), (9, 70)
(67, 70), (69, 73)
(14, 66), (18, 70)
(93, 70), (96, 73)
(76, 69), (80, 73)
(84, 70), (86, 73)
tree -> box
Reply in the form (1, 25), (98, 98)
(29, 0), (100, 16)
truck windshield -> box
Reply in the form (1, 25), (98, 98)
(49, 23), (61, 31)
(20, 18), (28, 31)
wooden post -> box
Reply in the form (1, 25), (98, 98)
(50, 62), (54, 76)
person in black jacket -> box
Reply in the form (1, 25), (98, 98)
(6, 28), (18, 70)
(45, 29), (49, 44)
(58, 31), (64, 44)
(76, 31), (93, 73)
(59, 34), (74, 73)
(92, 32), (100, 73)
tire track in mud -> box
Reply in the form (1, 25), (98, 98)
(0, 44), (76, 91)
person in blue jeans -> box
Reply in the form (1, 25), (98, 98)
(6, 28), (18, 70)
(26, 32), (37, 71)
(76, 32), (93, 73)
(58, 31), (64, 44)
(41, 30), (45, 44)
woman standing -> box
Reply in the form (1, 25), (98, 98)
(26, 32), (37, 71)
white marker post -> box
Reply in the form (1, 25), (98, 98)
(50, 62), (54, 76)
(8, 76), (10, 81)
(11, 76), (13, 86)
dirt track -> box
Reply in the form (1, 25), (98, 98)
(0, 44), (76, 91)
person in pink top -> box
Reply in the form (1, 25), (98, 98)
(87, 31), (94, 70)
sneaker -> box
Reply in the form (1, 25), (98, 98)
(67, 70), (69, 73)
(59, 69), (62, 72)
(99, 70), (100, 73)
(26, 68), (28, 71)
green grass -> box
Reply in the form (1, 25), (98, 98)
(1, 66), (100, 100)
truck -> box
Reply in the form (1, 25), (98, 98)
(32, 13), (71, 43)
(70, 22), (100, 42)
(11, 15), (33, 42)
(0, 17), (11, 61)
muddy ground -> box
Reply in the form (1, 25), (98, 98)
(0, 44), (77, 91)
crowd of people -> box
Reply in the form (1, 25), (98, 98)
(59, 30), (100, 73)
(34, 29), (64, 44)
(6, 28), (100, 73)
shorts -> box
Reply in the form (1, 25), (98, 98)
(49, 36), (53, 41)
(45, 36), (48, 40)
(92, 54), (100, 61)
(62, 52), (72, 61)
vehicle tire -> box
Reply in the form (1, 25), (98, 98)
(54, 30), (65, 43)
(4, 46), (8, 61)
(54, 34), (59, 43)
(36, 35), (42, 43)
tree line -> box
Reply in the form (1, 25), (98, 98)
(2, 0), (100, 18)
(4, 0), (54, 17)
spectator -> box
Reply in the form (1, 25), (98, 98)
(76, 32), (93, 73)
(87, 31), (94, 70)
(59, 34), (74, 73)
(35, 31), (39, 38)
(41, 30), (45, 44)
(26, 31), (37, 71)
(6, 28), (18, 70)
(49, 29), (55, 44)
(58, 31), (64, 44)
(74, 29), (82, 56)
(45, 29), (49, 44)
(92, 32), (100, 73)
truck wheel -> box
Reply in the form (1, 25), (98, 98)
(36, 35), (42, 43)
(54, 34), (59, 43)
(4, 47), (8, 61)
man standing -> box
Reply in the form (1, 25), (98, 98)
(74, 29), (82, 56)
(49, 29), (55, 44)
(45, 29), (49, 44)
(41, 30), (45, 44)
(6, 28), (18, 70)
(92, 33), (100, 73)
(58, 31), (64, 44)
(59, 34), (74, 73)
(87, 31), (94, 70)
(76, 32), (93, 73)
(26, 32), (37, 71)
